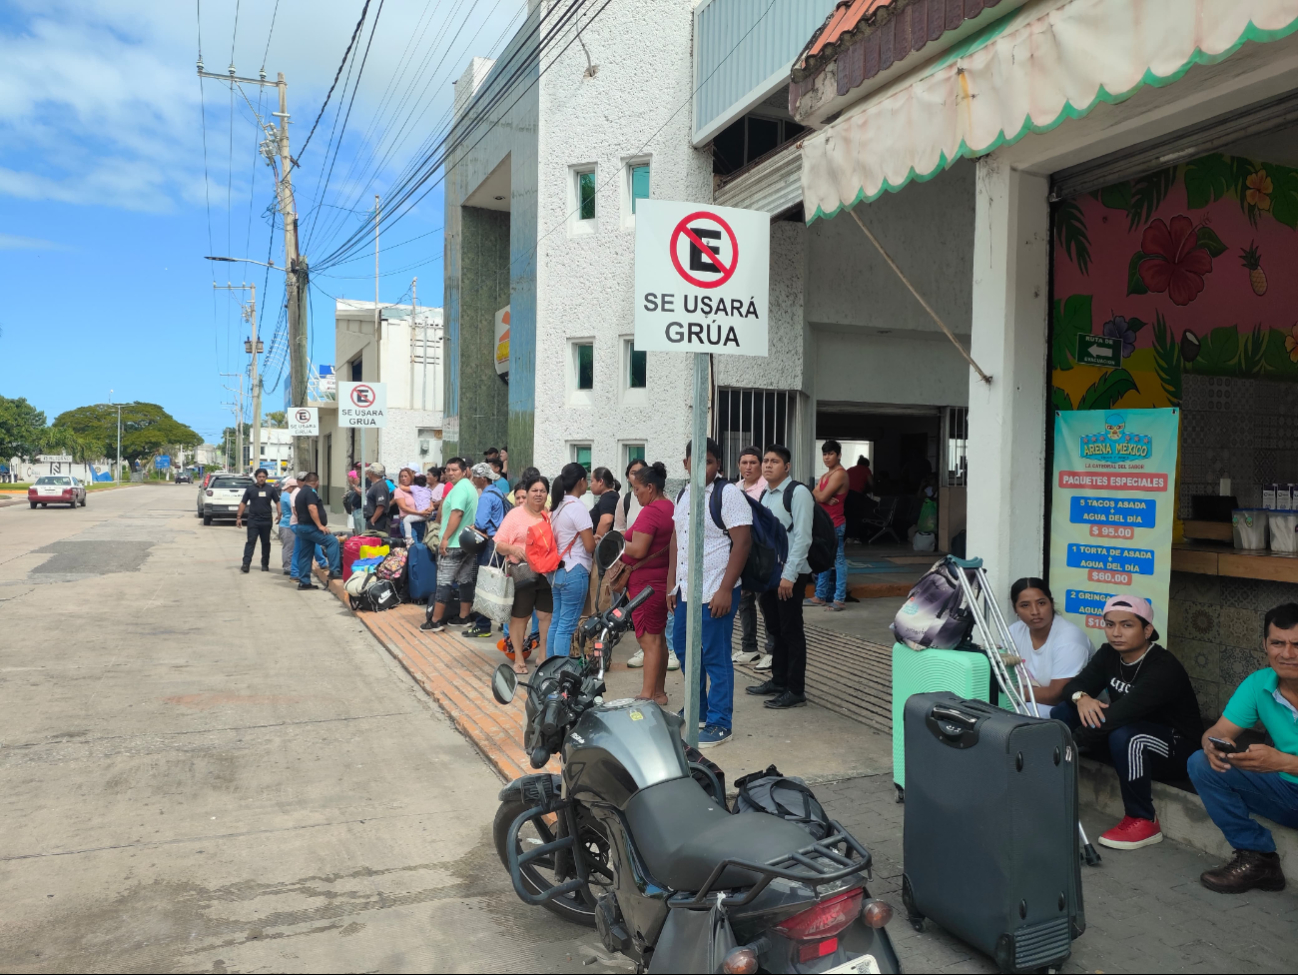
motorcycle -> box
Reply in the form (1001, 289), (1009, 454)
(489, 586), (902, 974)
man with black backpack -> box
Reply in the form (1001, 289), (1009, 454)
(666, 438), (752, 748)
(748, 444), (815, 710)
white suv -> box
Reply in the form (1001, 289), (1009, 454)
(201, 475), (255, 525)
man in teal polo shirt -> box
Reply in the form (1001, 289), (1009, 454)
(1189, 602), (1298, 893)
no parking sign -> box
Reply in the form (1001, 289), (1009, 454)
(634, 200), (769, 356)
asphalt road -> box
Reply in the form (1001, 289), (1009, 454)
(0, 486), (620, 973)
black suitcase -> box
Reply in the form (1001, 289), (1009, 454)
(902, 692), (1084, 974)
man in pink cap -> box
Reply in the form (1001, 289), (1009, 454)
(1053, 594), (1201, 851)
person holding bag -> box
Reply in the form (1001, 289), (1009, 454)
(546, 463), (596, 659)
(493, 473), (553, 675)
(608, 462), (674, 705)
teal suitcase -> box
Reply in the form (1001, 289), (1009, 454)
(891, 643), (990, 792)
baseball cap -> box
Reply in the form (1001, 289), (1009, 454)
(471, 462), (498, 480)
(367, 462), (386, 477)
(1102, 594), (1158, 639)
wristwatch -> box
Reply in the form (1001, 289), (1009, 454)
(1071, 691), (1087, 704)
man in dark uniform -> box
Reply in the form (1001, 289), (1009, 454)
(236, 468), (278, 573)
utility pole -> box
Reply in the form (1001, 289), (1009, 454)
(197, 61), (306, 470)
(110, 389), (122, 482)
(216, 283), (260, 473)
(221, 374), (244, 472)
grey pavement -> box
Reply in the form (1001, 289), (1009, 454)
(816, 772), (1298, 974)
(0, 486), (618, 973)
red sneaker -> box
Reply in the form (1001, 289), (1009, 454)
(1098, 816), (1163, 850)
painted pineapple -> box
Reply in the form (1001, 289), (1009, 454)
(1240, 241), (1266, 296)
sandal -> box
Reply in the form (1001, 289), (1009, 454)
(512, 663), (530, 675)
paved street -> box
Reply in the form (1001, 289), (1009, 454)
(0, 486), (617, 973)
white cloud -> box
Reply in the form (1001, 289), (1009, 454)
(0, 232), (68, 250)
(0, 0), (528, 218)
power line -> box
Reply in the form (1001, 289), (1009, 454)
(314, 0), (596, 271)
(297, 0), (374, 161)
(260, 0), (280, 71)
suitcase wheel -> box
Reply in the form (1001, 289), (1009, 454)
(901, 875), (924, 932)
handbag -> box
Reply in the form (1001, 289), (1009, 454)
(506, 559), (541, 588)
(605, 543), (669, 593)
(472, 552), (515, 626)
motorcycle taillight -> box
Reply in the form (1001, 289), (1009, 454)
(774, 888), (862, 942)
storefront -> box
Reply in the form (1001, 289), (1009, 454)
(792, 0), (1298, 719)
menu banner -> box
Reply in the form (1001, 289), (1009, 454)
(1050, 408), (1180, 647)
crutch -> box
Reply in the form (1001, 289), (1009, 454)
(946, 556), (1102, 866)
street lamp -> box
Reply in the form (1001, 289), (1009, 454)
(109, 389), (122, 483)
(205, 256), (278, 269)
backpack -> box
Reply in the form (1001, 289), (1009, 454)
(376, 548), (408, 582)
(784, 483), (837, 575)
(704, 480), (787, 593)
(732, 765), (834, 840)
(525, 504), (579, 574)
(344, 567), (376, 600)
(890, 558), (976, 650)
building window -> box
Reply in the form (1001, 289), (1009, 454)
(712, 115), (808, 177)
(572, 444), (592, 473)
(578, 170), (596, 220)
(713, 387), (803, 481)
(623, 443), (646, 469)
(627, 341), (646, 388)
(630, 164), (650, 213)
(576, 342), (594, 390)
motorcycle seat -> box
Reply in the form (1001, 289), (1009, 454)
(624, 776), (816, 892)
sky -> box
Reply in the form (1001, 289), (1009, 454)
(0, 0), (526, 444)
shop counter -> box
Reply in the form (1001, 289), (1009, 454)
(1171, 542), (1298, 584)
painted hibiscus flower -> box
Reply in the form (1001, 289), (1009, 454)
(1286, 324), (1298, 363)
(1138, 215), (1214, 306)
(1246, 170), (1273, 211)
(1102, 315), (1137, 358)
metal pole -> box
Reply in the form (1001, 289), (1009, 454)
(374, 194), (381, 468)
(684, 352), (708, 749)
(116, 406), (122, 483)
(250, 283), (261, 475)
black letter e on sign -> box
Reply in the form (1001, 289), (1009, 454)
(688, 226), (722, 273)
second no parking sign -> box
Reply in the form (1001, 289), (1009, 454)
(633, 200), (769, 357)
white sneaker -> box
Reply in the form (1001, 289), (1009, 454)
(666, 654), (681, 671)
(732, 648), (759, 664)
(754, 653), (773, 671)
(626, 649), (645, 668)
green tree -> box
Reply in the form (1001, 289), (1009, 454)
(0, 395), (47, 461)
(264, 411), (287, 428)
(52, 402), (201, 464)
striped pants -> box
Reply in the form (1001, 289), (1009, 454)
(1052, 704), (1194, 821)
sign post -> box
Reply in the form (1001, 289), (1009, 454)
(287, 407), (319, 437)
(1050, 408), (1180, 645)
(635, 201), (769, 748)
(338, 382), (387, 478)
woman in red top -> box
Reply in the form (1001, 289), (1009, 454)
(616, 462), (674, 705)
(810, 439), (849, 609)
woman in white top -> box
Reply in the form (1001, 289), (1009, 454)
(1008, 577), (1094, 717)
(546, 463), (596, 659)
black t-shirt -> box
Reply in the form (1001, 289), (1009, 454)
(591, 490), (619, 531)
(240, 484), (275, 522)
(295, 485), (327, 528)
(364, 479), (391, 527)
(1061, 643), (1201, 746)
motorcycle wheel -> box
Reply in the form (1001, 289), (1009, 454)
(492, 799), (610, 928)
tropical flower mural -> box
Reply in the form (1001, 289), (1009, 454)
(1052, 153), (1298, 412)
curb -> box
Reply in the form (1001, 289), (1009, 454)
(314, 566), (556, 782)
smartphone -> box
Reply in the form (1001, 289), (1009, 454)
(1208, 736), (1244, 754)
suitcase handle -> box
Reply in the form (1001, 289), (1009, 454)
(926, 706), (982, 748)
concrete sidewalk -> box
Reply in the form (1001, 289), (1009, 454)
(322, 576), (1298, 973)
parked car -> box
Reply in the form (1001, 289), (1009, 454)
(175, 471), (192, 484)
(196, 471), (226, 516)
(200, 475), (254, 525)
(29, 475), (87, 509)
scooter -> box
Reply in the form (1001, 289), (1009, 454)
(489, 587), (902, 974)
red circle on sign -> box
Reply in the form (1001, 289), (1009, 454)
(349, 384), (375, 408)
(295, 409), (310, 422)
(669, 211), (739, 289)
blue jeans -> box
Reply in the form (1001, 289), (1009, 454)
(1187, 750), (1298, 853)
(294, 524), (340, 579)
(672, 588), (740, 731)
(665, 608), (675, 653)
(547, 563), (589, 658)
(815, 524), (848, 603)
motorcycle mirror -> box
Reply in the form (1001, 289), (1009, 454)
(491, 663), (518, 705)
